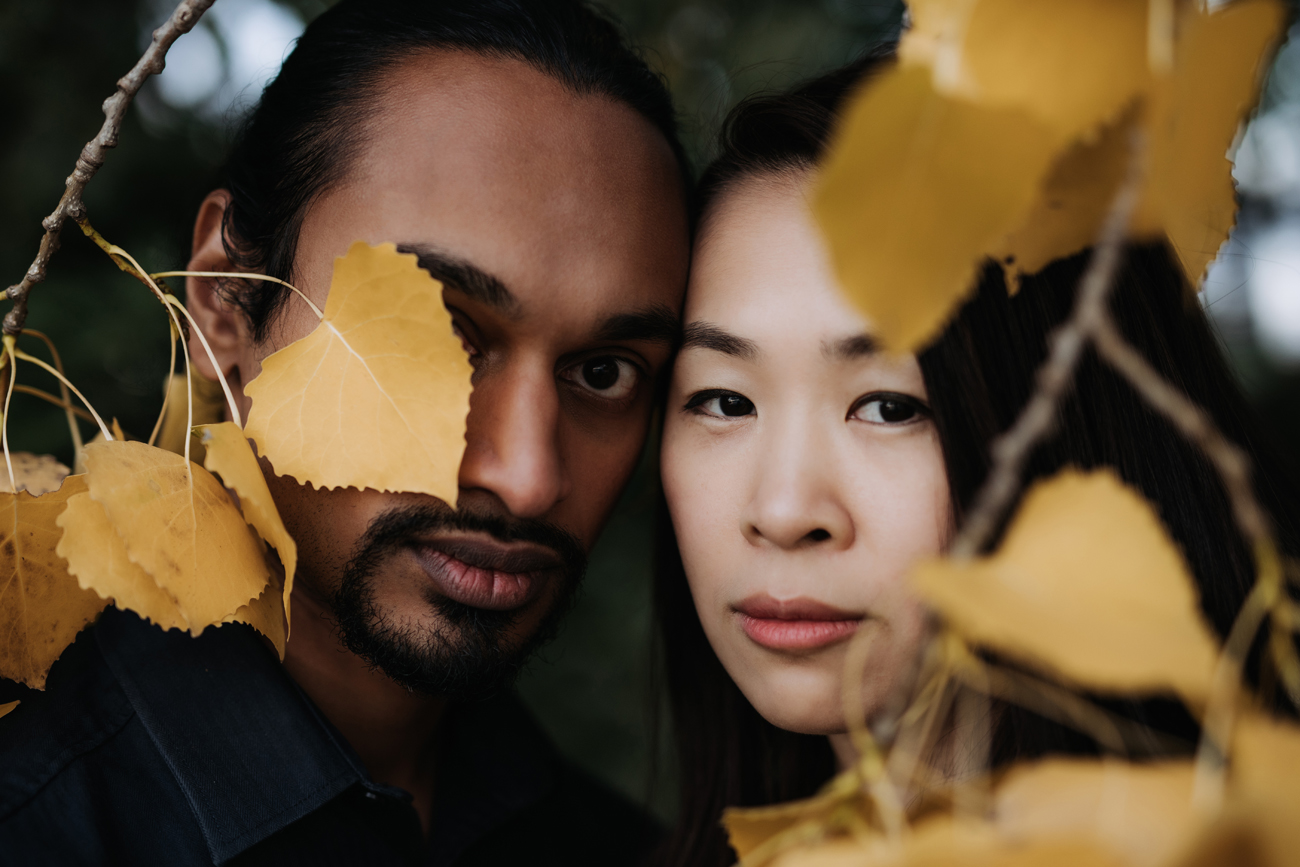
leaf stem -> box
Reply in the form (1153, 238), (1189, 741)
(164, 296), (241, 428)
(20, 329), (83, 460)
(10, 385), (94, 422)
(148, 322), (178, 448)
(152, 270), (324, 320)
(1, 338), (17, 493)
(12, 349), (112, 441)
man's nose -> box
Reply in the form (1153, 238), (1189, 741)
(742, 416), (854, 551)
(456, 362), (567, 519)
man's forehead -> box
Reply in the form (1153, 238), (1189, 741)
(397, 242), (679, 346)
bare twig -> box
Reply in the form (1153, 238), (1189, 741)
(949, 129), (1148, 560)
(3, 0), (217, 336)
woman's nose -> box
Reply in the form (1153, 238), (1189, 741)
(742, 420), (854, 551)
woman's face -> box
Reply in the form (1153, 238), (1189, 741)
(661, 172), (950, 736)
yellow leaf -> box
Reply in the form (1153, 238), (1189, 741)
(0, 475), (106, 688)
(58, 490), (189, 632)
(156, 372), (226, 460)
(725, 772), (864, 861)
(995, 758), (1196, 867)
(0, 452), (71, 497)
(769, 818), (1126, 867)
(1149, 0), (1286, 288)
(904, 0), (1149, 138)
(81, 440), (269, 632)
(1204, 713), (1300, 867)
(813, 66), (1060, 352)
(0, 699), (17, 720)
(198, 421), (296, 636)
(244, 242), (474, 504)
(913, 468), (1220, 702)
(224, 572), (286, 659)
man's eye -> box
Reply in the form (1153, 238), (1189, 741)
(562, 356), (639, 400)
(685, 390), (755, 418)
(850, 394), (927, 425)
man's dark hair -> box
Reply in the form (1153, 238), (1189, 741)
(218, 0), (687, 342)
(655, 54), (1300, 867)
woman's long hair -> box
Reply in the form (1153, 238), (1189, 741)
(654, 56), (1300, 867)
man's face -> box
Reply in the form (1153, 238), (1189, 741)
(217, 52), (688, 694)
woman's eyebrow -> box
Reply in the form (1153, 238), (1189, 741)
(823, 334), (877, 360)
(681, 321), (759, 359)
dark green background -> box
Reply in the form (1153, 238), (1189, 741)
(2, 0), (1297, 822)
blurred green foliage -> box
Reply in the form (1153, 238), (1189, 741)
(4, 0), (1298, 826)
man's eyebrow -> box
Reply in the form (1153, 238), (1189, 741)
(396, 243), (517, 313)
(594, 304), (680, 345)
(823, 334), (878, 360)
(680, 321), (759, 360)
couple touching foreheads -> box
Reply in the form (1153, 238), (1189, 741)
(3, 0), (1293, 865)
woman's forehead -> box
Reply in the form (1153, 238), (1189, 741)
(686, 172), (873, 347)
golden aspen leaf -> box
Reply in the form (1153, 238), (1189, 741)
(1213, 713), (1300, 867)
(995, 758), (1196, 867)
(0, 475), (106, 688)
(994, 110), (1148, 291)
(1149, 0), (1286, 288)
(769, 819), (1126, 867)
(813, 66), (1060, 352)
(58, 491), (188, 632)
(224, 572), (285, 659)
(244, 242), (474, 504)
(904, 0), (1149, 138)
(725, 772), (864, 860)
(0, 699), (17, 720)
(156, 372), (226, 460)
(0, 452), (70, 497)
(198, 421), (296, 635)
(913, 469), (1220, 702)
(82, 440), (269, 632)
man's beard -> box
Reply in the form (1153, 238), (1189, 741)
(332, 505), (586, 699)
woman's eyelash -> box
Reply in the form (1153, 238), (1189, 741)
(683, 389), (731, 410)
(850, 392), (932, 424)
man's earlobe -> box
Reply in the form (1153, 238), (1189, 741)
(186, 190), (247, 384)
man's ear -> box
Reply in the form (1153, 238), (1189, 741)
(186, 190), (249, 387)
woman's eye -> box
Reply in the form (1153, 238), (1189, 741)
(852, 395), (925, 425)
(562, 356), (639, 400)
(686, 390), (755, 418)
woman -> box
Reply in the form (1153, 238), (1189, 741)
(655, 55), (1300, 866)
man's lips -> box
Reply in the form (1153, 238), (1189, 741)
(734, 595), (863, 651)
(411, 536), (563, 611)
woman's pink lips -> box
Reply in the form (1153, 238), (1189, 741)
(412, 545), (552, 611)
(734, 595), (863, 651)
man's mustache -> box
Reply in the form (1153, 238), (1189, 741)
(352, 504), (588, 578)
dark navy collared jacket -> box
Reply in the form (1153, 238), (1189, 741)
(0, 609), (661, 865)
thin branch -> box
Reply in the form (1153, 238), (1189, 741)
(3, 0), (217, 336)
(949, 129), (1147, 560)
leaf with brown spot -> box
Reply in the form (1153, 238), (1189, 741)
(0, 453), (70, 496)
(199, 421), (296, 636)
(81, 440), (269, 632)
(244, 242), (474, 504)
(0, 475), (106, 688)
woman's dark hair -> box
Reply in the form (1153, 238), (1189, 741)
(655, 55), (1300, 867)
(218, 0), (687, 342)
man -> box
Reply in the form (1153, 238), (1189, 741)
(0, 1), (689, 863)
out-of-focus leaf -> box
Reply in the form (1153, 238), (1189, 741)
(224, 573), (286, 658)
(245, 242), (474, 505)
(58, 489), (188, 632)
(814, 66), (1059, 351)
(725, 772), (864, 860)
(199, 421), (296, 634)
(903, 0), (1148, 137)
(995, 758), (1195, 867)
(0, 452), (70, 496)
(0, 699), (17, 720)
(768, 818), (1126, 867)
(1148, 0), (1286, 287)
(913, 468), (1220, 702)
(156, 372), (226, 461)
(81, 440), (268, 632)
(0, 475), (106, 688)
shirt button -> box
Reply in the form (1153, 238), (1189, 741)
(365, 791), (378, 800)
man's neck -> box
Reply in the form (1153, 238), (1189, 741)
(282, 586), (447, 835)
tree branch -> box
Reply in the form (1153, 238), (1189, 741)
(3, 0), (217, 336)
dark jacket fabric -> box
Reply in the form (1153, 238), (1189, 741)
(0, 608), (661, 866)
